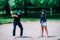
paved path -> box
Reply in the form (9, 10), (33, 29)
(0, 20), (60, 40)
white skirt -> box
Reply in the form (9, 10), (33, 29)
(41, 22), (47, 26)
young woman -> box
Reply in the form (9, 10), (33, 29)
(40, 10), (48, 37)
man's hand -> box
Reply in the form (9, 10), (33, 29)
(10, 11), (12, 15)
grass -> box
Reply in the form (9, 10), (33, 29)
(0, 17), (60, 24)
(0, 18), (39, 24)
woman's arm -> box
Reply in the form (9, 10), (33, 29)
(40, 14), (42, 23)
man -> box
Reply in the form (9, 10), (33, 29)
(10, 10), (23, 37)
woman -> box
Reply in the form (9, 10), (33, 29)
(40, 9), (48, 37)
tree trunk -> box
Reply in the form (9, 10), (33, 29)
(24, 0), (27, 16)
(50, 7), (52, 16)
(5, 0), (10, 15)
(59, 0), (60, 10)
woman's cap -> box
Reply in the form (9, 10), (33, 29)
(41, 9), (46, 12)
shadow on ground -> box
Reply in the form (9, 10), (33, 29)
(15, 36), (32, 38)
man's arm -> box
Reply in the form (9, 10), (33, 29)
(10, 11), (18, 18)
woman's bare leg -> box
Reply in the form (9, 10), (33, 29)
(45, 26), (48, 37)
(41, 26), (44, 37)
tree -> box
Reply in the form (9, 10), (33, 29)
(5, 0), (10, 15)
(59, 0), (60, 11)
(24, 0), (27, 16)
(9, 0), (15, 9)
(0, 0), (5, 9)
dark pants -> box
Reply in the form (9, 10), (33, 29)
(13, 21), (23, 36)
